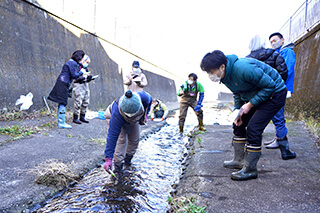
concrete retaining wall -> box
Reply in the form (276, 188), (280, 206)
(0, 0), (177, 112)
(286, 22), (320, 119)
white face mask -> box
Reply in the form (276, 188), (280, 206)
(187, 80), (194, 85)
(208, 69), (223, 82)
(272, 40), (282, 49)
(133, 68), (140, 73)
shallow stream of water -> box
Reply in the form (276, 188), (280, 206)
(34, 106), (231, 212)
(34, 117), (194, 213)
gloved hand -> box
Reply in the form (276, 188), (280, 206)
(74, 76), (85, 83)
(151, 117), (154, 121)
(86, 75), (93, 83)
(286, 91), (292, 98)
(194, 104), (203, 112)
(104, 158), (113, 173)
(161, 117), (165, 121)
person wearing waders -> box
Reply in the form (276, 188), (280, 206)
(177, 73), (205, 133)
(103, 90), (152, 179)
(265, 32), (296, 151)
(247, 34), (296, 160)
(200, 50), (287, 181)
(48, 50), (87, 129)
(72, 55), (96, 124)
(150, 99), (168, 121)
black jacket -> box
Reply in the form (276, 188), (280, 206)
(247, 48), (288, 82)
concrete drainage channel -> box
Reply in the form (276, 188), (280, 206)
(31, 117), (195, 212)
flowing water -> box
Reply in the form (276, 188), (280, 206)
(33, 106), (231, 213)
(33, 117), (194, 212)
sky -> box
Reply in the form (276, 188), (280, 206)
(94, 0), (305, 72)
(94, 0), (305, 98)
(38, 0), (306, 99)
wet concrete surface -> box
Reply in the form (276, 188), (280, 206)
(175, 121), (320, 212)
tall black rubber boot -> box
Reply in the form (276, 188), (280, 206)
(73, 113), (82, 124)
(124, 154), (134, 166)
(223, 137), (246, 169)
(80, 113), (89, 123)
(112, 162), (123, 181)
(278, 137), (296, 160)
(231, 145), (261, 181)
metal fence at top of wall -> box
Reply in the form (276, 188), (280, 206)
(280, 0), (320, 42)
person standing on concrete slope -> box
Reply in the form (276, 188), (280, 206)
(247, 34), (296, 160)
(72, 55), (96, 124)
(123, 61), (148, 92)
(48, 50), (86, 129)
(266, 32), (296, 150)
(150, 99), (169, 121)
(103, 90), (152, 179)
(200, 50), (287, 181)
(177, 73), (205, 133)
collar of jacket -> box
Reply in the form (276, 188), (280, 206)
(221, 54), (238, 84)
(119, 105), (145, 123)
(280, 42), (295, 51)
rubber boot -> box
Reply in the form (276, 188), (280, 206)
(80, 113), (89, 123)
(112, 162), (123, 181)
(73, 113), (82, 124)
(231, 145), (261, 181)
(223, 137), (246, 169)
(124, 154), (134, 166)
(198, 119), (207, 131)
(179, 125), (184, 133)
(278, 137), (296, 160)
(265, 137), (279, 149)
(264, 137), (277, 145)
(57, 105), (72, 129)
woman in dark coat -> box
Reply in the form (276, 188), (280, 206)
(48, 50), (85, 129)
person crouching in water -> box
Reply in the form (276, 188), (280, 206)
(150, 99), (168, 121)
(48, 50), (86, 129)
(72, 55), (96, 124)
(177, 73), (205, 133)
(103, 90), (152, 178)
(201, 50), (288, 181)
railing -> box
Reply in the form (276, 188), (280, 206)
(279, 0), (320, 42)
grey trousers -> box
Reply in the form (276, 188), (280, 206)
(113, 122), (140, 164)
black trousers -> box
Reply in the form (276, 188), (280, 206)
(233, 88), (287, 147)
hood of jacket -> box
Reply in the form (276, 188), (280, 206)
(248, 48), (276, 62)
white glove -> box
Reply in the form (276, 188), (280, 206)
(286, 91), (292, 98)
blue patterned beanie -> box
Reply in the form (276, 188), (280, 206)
(119, 90), (142, 114)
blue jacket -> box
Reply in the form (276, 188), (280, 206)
(276, 43), (295, 93)
(57, 59), (83, 86)
(221, 55), (286, 109)
(104, 91), (152, 158)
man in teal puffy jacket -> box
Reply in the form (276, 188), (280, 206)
(200, 50), (288, 181)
